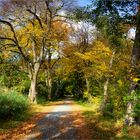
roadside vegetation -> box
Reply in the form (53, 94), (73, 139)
(0, 0), (140, 139)
(78, 98), (140, 139)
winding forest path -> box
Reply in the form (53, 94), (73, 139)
(0, 98), (90, 140)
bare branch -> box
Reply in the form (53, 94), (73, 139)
(0, 20), (29, 63)
(51, 57), (60, 69)
(0, 36), (16, 44)
(27, 9), (43, 29)
(53, 1), (65, 16)
(45, 0), (52, 16)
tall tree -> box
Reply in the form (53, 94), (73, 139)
(0, 0), (75, 102)
(125, 1), (140, 125)
(84, 0), (140, 125)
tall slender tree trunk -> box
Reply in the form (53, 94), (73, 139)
(125, 83), (138, 125)
(28, 63), (40, 103)
(125, 3), (140, 126)
(103, 78), (109, 105)
(100, 51), (115, 111)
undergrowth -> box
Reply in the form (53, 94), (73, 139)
(0, 88), (31, 130)
(78, 97), (140, 139)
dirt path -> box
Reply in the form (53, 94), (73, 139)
(0, 99), (90, 140)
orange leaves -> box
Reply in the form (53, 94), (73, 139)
(52, 21), (71, 43)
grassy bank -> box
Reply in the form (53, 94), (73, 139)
(77, 98), (140, 139)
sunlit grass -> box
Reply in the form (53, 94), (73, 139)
(78, 97), (140, 139)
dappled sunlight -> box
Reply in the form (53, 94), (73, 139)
(83, 110), (123, 139)
(23, 101), (91, 140)
(0, 99), (89, 140)
(24, 132), (42, 140)
(23, 101), (88, 140)
(0, 0), (139, 139)
(52, 105), (72, 112)
(1, 99), (139, 140)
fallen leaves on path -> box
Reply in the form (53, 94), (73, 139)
(0, 100), (91, 140)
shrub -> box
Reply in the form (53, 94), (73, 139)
(14, 80), (30, 95)
(37, 82), (48, 103)
(0, 90), (29, 120)
(134, 92), (140, 125)
(102, 101), (114, 118)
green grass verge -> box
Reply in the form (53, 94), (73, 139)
(77, 98), (140, 139)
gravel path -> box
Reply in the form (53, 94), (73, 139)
(23, 99), (88, 140)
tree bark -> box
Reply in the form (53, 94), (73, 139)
(28, 63), (40, 103)
(100, 51), (115, 111)
(102, 78), (109, 105)
(125, 3), (140, 126)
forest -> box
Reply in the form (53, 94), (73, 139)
(0, 0), (140, 139)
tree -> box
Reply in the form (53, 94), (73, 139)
(0, 19), (45, 103)
(60, 21), (112, 101)
(0, 0), (75, 102)
(84, 0), (140, 125)
(125, 1), (140, 125)
(44, 20), (71, 100)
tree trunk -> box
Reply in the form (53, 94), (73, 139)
(125, 81), (139, 125)
(28, 63), (40, 103)
(46, 68), (52, 100)
(125, 3), (140, 126)
(103, 78), (109, 105)
(100, 51), (115, 111)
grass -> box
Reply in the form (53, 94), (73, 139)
(77, 97), (140, 139)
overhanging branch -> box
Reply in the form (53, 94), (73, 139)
(0, 20), (30, 64)
(27, 9), (43, 29)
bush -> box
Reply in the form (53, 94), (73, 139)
(14, 79), (30, 95)
(134, 90), (140, 115)
(134, 95), (140, 125)
(102, 101), (114, 118)
(37, 82), (48, 103)
(0, 90), (29, 120)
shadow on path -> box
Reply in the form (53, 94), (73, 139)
(24, 99), (86, 140)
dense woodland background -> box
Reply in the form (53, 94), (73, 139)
(0, 0), (140, 138)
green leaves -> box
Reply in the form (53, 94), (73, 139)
(0, 90), (29, 120)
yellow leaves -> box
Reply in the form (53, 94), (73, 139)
(93, 41), (112, 56)
(2, 52), (10, 59)
(133, 78), (140, 82)
(73, 41), (112, 77)
(118, 79), (123, 87)
(74, 52), (88, 60)
(17, 21), (45, 39)
(55, 58), (78, 79)
(61, 40), (114, 79)
(74, 41), (112, 62)
(1, 50), (15, 60)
